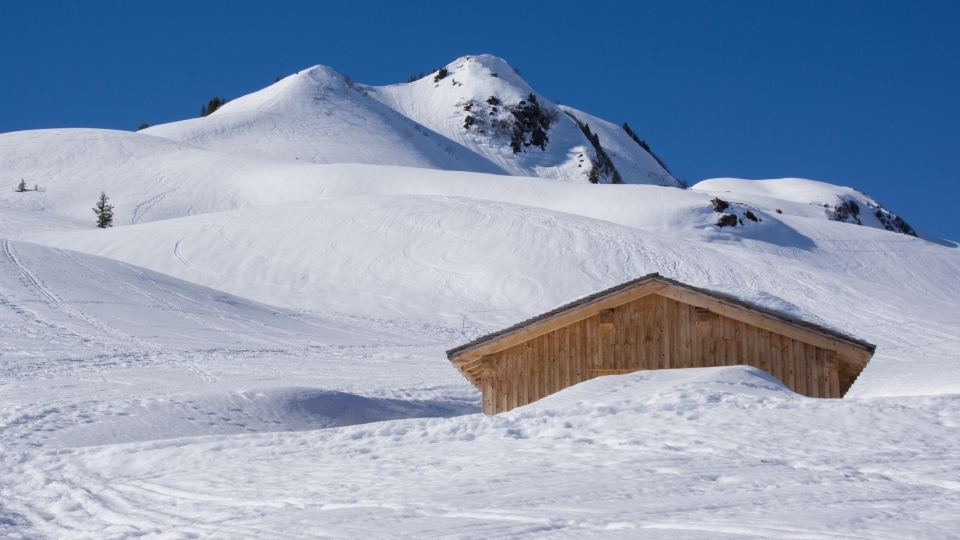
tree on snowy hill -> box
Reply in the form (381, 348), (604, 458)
(93, 192), (114, 228)
(622, 122), (672, 175)
(200, 96), (228, 117)
(566, 112), (622, 184)
(504, 94), (558, 154)
(15, 179), (26, 192)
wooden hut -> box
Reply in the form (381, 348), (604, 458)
(447, 274), (875, 414)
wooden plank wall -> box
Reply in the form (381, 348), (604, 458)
(482, 293), (843, 414)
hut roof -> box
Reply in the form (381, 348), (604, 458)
(447, 273), (876, 360)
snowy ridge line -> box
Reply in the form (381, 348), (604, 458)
(139, 55), (676, 185)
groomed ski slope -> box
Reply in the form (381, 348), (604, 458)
(1, 55), (959, 538)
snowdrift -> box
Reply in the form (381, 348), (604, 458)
(4, 367), (958, 538)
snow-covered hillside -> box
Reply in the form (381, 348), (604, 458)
(144, 66), (503, 174)
(142, 54), (678, 185)
(372, 55), (678, 185)
(1, 54), (958, 538)
(693, 177), (920, 237)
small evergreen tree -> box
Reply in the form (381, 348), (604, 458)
(138, 123), (149, 131)
(200, 96), (228, 117)
(587, 166), (599, 184)
(622, 122), (672, 174)
(433, 68), (448, 82)
(93, 192), (114, 228)
(15, 179), (26, 192)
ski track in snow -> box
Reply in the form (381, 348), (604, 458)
(173, 219), (211, 269)
(2, 369), (959, 539)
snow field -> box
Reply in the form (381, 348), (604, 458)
(3, 367), (959, 538)
(19, 189), (960, 398)
(0, 237), (480, 451)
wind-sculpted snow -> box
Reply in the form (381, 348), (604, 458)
(3, 367), (958, 538)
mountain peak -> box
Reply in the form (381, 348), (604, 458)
(141, 55), (678, 186)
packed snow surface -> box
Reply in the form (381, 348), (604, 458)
(1, 55), (959, 538)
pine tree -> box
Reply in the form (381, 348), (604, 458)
(200, 96), (228, 117)
(15, 179), (26, 192)
(622, 121), (672, 174)
(93, 191), (114, 228)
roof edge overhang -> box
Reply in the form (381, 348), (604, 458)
(447, 275), (876, 367)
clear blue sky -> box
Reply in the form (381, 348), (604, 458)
(2, 1), (958, 240)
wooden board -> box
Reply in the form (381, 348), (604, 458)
(463, 286), (870, 414)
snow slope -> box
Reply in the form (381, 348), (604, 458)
(0, 127), (681, 229)
(139, 54), (677, 185)
(562, 105), (678, 186)
(372, 55), (679, 185)
(4, 144), (959, 397)
(0, 238), (477, 447)
(4, 367), (959, 538)
(0, 238), (381, 360)
(1, 54), (959, 538)
(693, 177), (921, 238)
(144, 66), (502, 174)
(18, 187), (960, 400)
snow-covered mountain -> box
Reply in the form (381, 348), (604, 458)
(144, 55), (679, 186)
(144, 65), (503, 174)
(371, 55), (678, 185)
(1, 55), (958, 537)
